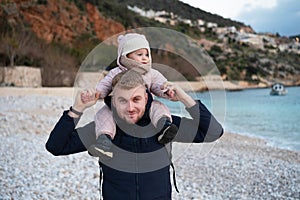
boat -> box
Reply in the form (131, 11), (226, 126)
(270, 83), (287, 96)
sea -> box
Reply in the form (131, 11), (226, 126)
(157, 86), (300, 152)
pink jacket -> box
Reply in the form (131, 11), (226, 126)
(96, 66), (168, 99)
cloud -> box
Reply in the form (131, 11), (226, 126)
(241, 0), (277, 12)
(180, 0), (277, 18)
(236, 0), (300, 36)
(180, 0), (299, 36)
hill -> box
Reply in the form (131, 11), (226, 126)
(115, 0), (247, 28)
(0, 0), (299, 87)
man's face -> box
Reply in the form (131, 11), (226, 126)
(112, 85), (148, 124)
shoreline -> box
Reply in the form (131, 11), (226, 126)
(174, 81), (299, 92)
(1, 82), (297, 96)
(1, 81), (298, 95)
(223, 131), (300, 154)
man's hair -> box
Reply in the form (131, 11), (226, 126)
(112, 69), (146, 91)
(112, 71), (127, 88)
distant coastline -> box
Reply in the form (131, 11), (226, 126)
(0, 80), (299, 96)
(1, 67), (299, 92)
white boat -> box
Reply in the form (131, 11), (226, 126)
(270, 83), (287, 96)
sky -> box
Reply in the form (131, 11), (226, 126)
(179, 0), (300, 37)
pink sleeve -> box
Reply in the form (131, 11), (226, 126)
(148, 69), (168, 98)
(95, 105), (116, 138)
(95, 68), (123, 98)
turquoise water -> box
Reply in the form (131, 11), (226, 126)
(159, 86), (300, 152)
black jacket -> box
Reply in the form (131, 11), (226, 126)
(46, 97), (223, 200)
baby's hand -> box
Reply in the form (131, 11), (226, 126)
(81, 92), (89, 104)
(161, 82), (176, 100)
(81, 90), (100, 103)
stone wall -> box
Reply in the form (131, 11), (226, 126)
(0, 66), (42, 87)
(74, 71), (104, 89)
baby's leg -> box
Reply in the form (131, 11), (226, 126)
(95, 105), (116, 139)
(149, 100), (172, 129)
(89, 105), (115, 159)
(150, 100), (178, 144)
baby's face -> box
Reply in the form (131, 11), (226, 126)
(127, 48), (150, 64)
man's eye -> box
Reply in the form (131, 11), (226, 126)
(119, 99), (127, 104)
(133, 98), (141, 103)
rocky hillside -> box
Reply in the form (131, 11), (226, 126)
(0, 0), (299, 87)
(1, 0), (125, 44)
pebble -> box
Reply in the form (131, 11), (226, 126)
(0, 95), (299, 199)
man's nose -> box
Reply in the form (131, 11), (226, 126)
(127, 101), (134, 110)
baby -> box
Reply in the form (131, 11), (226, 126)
(86, 33), (178, 158)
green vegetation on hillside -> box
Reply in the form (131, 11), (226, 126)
(0, 0), (299, 86)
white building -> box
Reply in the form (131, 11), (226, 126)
(197, 19), (205, 26)
(207, 22), (218, 28)
(127, 6), (168, 18)
(179, 18), (193, 26)
(215, 26), (237, 35)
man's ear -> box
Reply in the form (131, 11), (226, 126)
(111, 96), (115, 107)
(145, 90), (148, 103)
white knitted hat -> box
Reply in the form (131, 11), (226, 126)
(117, 33), (151, 67)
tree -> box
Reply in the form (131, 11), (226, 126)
(0, 27), (33, 66)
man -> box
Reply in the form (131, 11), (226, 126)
(46, 70), (223, 199)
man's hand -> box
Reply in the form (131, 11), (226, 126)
(69, 88), (100, 118)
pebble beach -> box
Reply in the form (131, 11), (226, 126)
(0, 87), (299, 200)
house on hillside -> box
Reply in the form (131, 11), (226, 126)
(127, 6), (168, 18)
(154, 16), (177, 25)
(207, 22), (218, 29)
(236, 33), (264, 49)
(215, 26), (237, 35)
(178, 18), (193, 26)
(197, 19), (205, 26)
(278, 39), (300, 54)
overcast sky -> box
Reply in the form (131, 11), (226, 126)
(180, 0), (300, 37)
